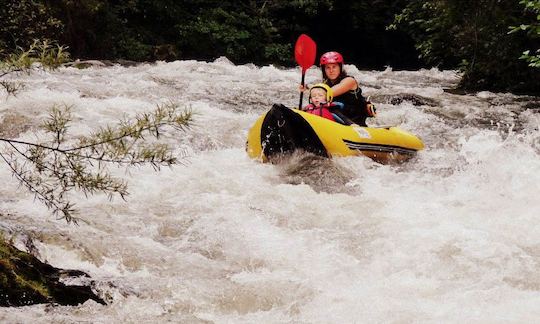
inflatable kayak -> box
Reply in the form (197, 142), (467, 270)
(246, 104), (424, 164)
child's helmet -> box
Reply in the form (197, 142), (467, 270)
(320, 51), (344, 65)
(309, 83), (333, 103)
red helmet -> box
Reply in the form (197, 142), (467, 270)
(320, 51), (344, 65)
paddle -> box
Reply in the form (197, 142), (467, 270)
(294, 34), (316, 109)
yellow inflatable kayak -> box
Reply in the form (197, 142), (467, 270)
(246, 104), (424, 164)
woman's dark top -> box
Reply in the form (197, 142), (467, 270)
(325, 76), (369, 126)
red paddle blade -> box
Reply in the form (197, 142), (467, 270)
(295, 34), (317, 73)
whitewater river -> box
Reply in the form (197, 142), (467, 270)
(1, 58), (540, 323)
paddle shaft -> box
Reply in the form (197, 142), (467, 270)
(298, 72), (306, 109)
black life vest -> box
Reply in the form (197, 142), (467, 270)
(325, 76), (369, 126)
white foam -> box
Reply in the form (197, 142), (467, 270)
(1, 59), (539, 322)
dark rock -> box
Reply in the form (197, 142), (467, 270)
(443, 87), (471, 95)
(114, 59), (140, 67)
(372, 93), (439, 107)
(0, 239), (105, 307)
(524, 101), (540, 110)
(64, 59), (141, 69)
(390, 93), (439, 106)
(153, 44), (178, 61)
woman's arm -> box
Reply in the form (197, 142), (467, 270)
(330, 77), (357, 96)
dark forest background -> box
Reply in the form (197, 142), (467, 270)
(1, 0), (539, 94)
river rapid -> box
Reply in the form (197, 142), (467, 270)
(1, 58), (540, 323)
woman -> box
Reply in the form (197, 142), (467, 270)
(318, 51), (376, 126)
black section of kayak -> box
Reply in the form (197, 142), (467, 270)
(261, 104), (328, 159)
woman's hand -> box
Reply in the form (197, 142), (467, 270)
(366, 97), (376, 117)
(366, 103), (376, 117)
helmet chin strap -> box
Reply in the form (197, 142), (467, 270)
(308, 99), (326, 105)
(310, 101), (327, 107)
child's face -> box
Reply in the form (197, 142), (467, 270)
(310, 88), (327, 106)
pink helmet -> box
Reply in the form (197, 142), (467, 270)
(320, 51), (344, 65)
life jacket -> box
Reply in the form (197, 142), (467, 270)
(325, 76), (373, 126)
(303, 102), (336, 121)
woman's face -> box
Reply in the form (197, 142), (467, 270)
(324, 63), (341, 81)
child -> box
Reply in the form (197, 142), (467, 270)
(303, 83), (351, 124)
(302, 83), (337, 121)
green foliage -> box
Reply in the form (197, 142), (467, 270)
(1, 1), (535, 93)
(178, 7), (257, 62)
(0, 0), (418, 68)
(0, 103), (192, 223)
(0, 40), (69, 74)
(175, 1), (314, 65)
(0, 239), (51, 303)
(510, 0), (540, 68)
(114, 36), (153, 61)
(391, 0), (540, 94)
(389, 2), (450, 66)
(322, 0), (417, 69)
(0, 40), (70, 95)
(0, 238), (104, 306)
(0, 0), (63, 54)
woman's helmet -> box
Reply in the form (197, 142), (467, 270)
(309, 83), (333, 103)
(320, 51), (344, 65)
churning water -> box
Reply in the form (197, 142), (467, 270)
(1, 58), (540, 323)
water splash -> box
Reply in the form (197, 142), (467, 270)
(1, 58), (539, 322)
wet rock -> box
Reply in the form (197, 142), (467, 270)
(153, 44), (178, 61)
(64, 59), (140, 69)
(524, 101), (540, 111)
(372, 93), (439, 107)
(114, 59), (140, 67)
(64, 59), (108, 69)
(390, 93), (439, 106)
(0, 239), (105, 307)
(443, 87), (470, 95)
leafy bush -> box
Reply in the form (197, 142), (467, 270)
(0, 0), (63, 55)
(510, 0), (540, 68)
(390, 0), (540, 94)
